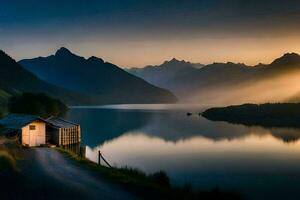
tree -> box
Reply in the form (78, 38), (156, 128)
(8, 93), (68, 118)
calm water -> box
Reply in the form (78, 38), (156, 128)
(67, 104), (300, 200)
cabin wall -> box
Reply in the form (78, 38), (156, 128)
(21, 126), (29, 146)
(59, 126), (81, 146)
(21, 121), (46, 147)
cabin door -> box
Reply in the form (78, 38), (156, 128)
(29, 124), (37, 147)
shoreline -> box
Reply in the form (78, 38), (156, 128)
(57, 147), (242, 200)
(202, 103), (300, 128)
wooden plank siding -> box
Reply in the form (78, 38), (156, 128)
(58, 126), (81, 146)
(45, 117), (81, 146)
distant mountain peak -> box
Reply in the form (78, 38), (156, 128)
(162, 58), (188, 66)
(271, 52), (300, 66)
(55, 47), (75, 57)
(87, 56), (104, 64)
(280, 52), (300, 60)
(170, 58), (180, 62)
(283, 52), (300, 57)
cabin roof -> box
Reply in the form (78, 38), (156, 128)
(0, 114), (46, 130)
(46, 117), (79, 128)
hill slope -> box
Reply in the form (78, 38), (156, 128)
(19, 48), (177, 104)
(0, 50), (91, 106)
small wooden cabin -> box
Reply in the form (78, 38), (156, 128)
(0, 114), (81, 147)
(46, 117), (81, 146)
(0, 114), (47, 147)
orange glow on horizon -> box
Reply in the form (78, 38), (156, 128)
(7, 34), (300, 68)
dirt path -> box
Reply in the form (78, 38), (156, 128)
(18, 148), (140, 200)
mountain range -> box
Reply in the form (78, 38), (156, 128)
(127, 53), (300, 105)
(18, 48), (177, 104)
(2, 46), (300, 107)
(127, 58), (202, 88)
(0, 50), (88, 106)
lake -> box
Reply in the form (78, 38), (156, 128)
(66, 104), (300, 200)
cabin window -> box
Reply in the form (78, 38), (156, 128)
(29, 125), (36, 130)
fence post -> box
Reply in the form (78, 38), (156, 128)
(80, 146), (86, 158)
(98, 150), (101, 165)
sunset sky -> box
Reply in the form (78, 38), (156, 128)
(2, 0), (300, 67)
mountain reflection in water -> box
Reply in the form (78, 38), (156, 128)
(67, 105), (300, 145)
(66, 105), (300, 200)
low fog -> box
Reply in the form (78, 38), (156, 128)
(185, 69), (300, 106)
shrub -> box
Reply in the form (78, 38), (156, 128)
(150, 171), (170, 187)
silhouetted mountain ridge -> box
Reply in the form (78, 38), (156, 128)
(127, 58), (201, 90)
(0, 50), (92, 105)
(270, 53), (300, 66)
(87, 56), (105, 64)
(19, 48), (177, 104)
(128, 52), (300, 103)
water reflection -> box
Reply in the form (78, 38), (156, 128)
(88, 133), (300, 170)
(66, 105), (300, 200)
(67, 107), (300, 145)
(66, 108), (151, 147)
(87, 133), (300, 200)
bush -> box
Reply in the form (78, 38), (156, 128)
(8, 92), (68, 118)
(150, 171), (170, 187)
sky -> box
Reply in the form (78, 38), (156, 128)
(2, 0), (300, 67)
